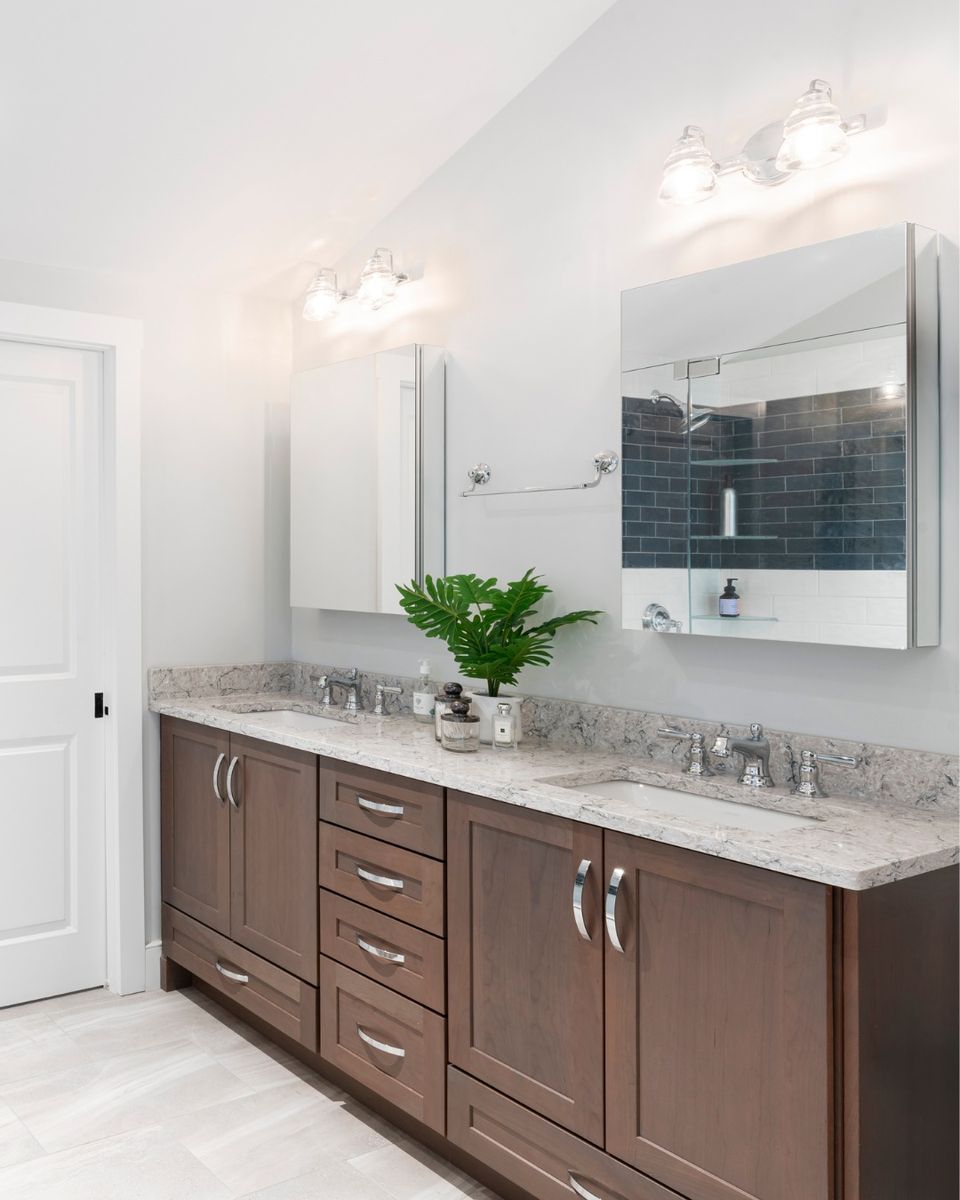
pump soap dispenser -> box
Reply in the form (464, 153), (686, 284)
(719, 578), (740, 618)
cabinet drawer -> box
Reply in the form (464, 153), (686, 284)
(319, 761), (444, 859)
(320, 890), (445, 1012)
(319, 824), (444, 935)
(319, 957), (445, 1133)
(447, 1068), (678, 1200)
(162, 904), (317, 1052)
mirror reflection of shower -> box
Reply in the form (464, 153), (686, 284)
(648, 389), (714, 433)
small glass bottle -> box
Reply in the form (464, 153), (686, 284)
(434, 682), (465, 742)
(492, 701), (518, 751)
(412, 659), (435, 724)
(440, 700), (480, 753)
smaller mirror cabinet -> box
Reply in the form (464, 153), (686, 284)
(621, 224), (942, 649)
(290, 344), (445, 615)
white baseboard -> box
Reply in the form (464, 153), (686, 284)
(144, 939), (162, 991)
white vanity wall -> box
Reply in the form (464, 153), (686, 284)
(290, 0), (958, 753)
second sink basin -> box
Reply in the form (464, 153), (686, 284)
(561, 778), (818, 833)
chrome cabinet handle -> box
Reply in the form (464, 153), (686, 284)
(568, 1174), (603, 1200)
(212, 752), (226, 803)
(215, 961), (249, 984)
(357, 934), (406, 964)
(225, 756), (240, 810)
(572, 858), (592, 941)
(357, 796), (405, 818)
(605, 868), (625, 953)
(357, 865), (405, 891)
(356, 1025), (406, 1058)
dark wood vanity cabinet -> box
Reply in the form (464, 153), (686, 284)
(447, 793), (605, 1143)
(160, 719), (957, 1200)
(447, 791), (832, 1199)
(446, 790), (957, 1200)
(160, 717), (319, 1012)
(604, 832), (832, 1200)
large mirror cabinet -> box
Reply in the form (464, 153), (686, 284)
(621, 224), (941, 649)
(290, 344), (445, 615)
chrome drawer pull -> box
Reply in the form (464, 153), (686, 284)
(225, 755), (240, 810)
(357, 1025), (406, 1058)
(568, 1174), (603, 1200)
(357, 865), (405, 891)
(605, 867), (625, 953)
(357, 934), (406, 964)
(572, 857), (592, 941)
(212, 752), (226, 803)
(215, 961), (249, 984)
(357, 795), (405, 818)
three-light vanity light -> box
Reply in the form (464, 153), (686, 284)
(302, 247), (407, 320)
(659, 79), (867, 205)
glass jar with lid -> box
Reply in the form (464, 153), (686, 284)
(440, 700), (480, 753)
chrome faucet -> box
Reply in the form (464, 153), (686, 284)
(316, 667), (360, 713)
(712, 722), (773, 788)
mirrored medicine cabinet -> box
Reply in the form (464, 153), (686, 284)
(290, 344), (445, 615)
(620, 224), (942, 650)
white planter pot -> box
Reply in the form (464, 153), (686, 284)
(468, 691), (524, 745)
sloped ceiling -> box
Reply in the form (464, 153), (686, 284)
(0, 0), (616, 290)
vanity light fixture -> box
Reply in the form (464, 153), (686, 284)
(659, 79), (867, 205)
(302, 268), (342, 321)
(301, 248), (408, 320)
(356, 248), (407, 310)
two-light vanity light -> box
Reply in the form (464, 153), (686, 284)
(659, 79), (867, 205)
(302, 247), (407, 320)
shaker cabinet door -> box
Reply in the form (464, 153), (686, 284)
(604, 832), (833, 1200)
(229, 734), (318, 983)
(161, 717), (231, 935)
(447, 791), (605, 1144)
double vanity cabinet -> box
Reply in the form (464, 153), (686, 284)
(159, 715), (957, 1200)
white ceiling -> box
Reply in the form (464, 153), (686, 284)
(0, 0), (615, 292)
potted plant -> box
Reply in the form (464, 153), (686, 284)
(396, 569), (602, 743)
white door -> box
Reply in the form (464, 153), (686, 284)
(0, 339), (105, 1007)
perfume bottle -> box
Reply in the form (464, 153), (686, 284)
(492, 701), (518, 751)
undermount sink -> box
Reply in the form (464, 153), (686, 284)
(558, 777), (818, 833)
(216, 706), (348, 732)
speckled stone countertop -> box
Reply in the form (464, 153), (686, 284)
(149, 693), (959, 891)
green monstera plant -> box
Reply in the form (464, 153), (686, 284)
(396, 569), (602, 698)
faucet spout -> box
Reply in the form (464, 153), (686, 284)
(714, 722), (773, 788)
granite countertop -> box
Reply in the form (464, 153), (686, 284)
(150, 693), (960, 891)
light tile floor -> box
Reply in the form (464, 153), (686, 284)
(0, 987), (502, 1200)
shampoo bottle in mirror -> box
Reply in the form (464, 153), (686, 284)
(412, 659), (435, 723)
(719, 578), (740, 618)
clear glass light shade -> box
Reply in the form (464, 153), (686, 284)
(775, 79), (849, 171)
(658, 126), (718, 205)
(302, 269), (340, 320)
(357, 248), (399, 310)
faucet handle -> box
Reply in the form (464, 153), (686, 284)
(657, 726), (713, 776)
(373, 683), (403, 717)
(792, 747), (859, 797)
